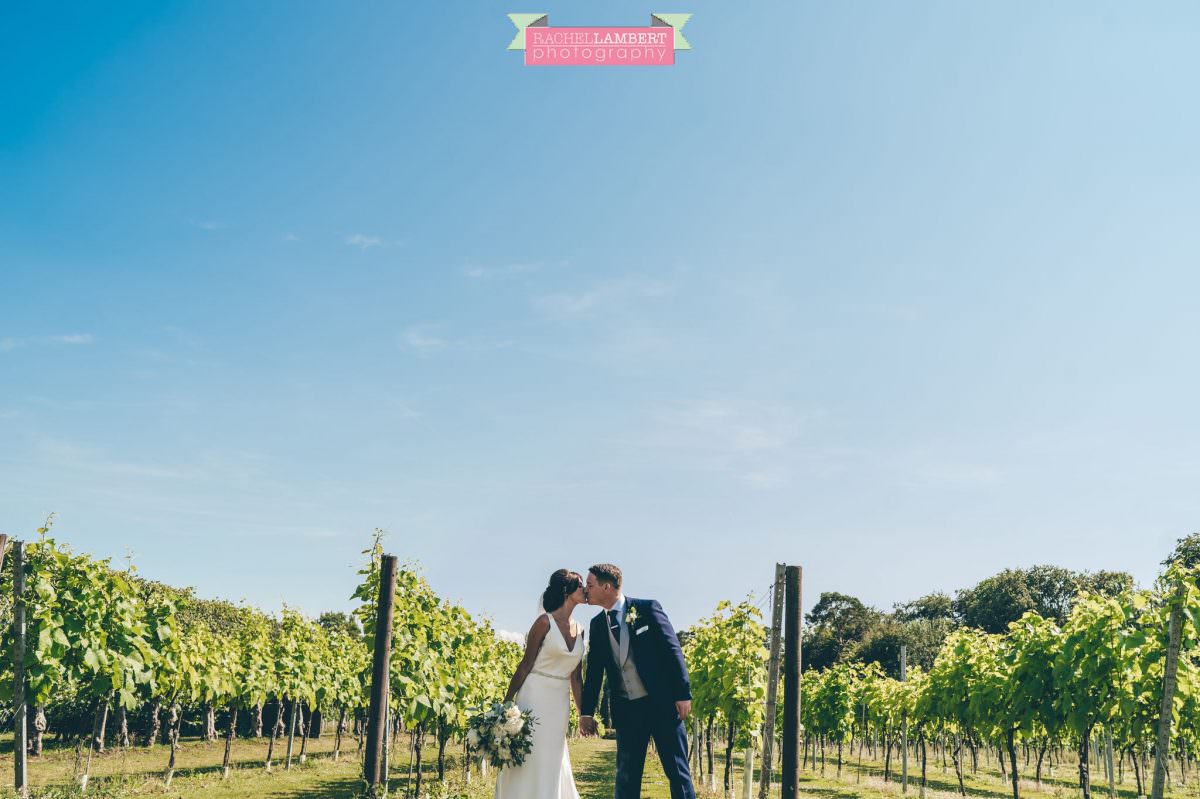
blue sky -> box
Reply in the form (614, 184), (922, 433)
(2, 1), (1198, 637)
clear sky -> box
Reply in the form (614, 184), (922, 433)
(2, 1), (1198, 637)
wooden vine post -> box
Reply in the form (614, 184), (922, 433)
(743, 743), (755, 799)
(1151, 578), (1188, 799)
(782, 565), (803, 799)
(759, 563), (786, 799)
(364, 554), (399, 798)
(12, 539), (30, 799)
(285, 700), (298, 769)
(901, 644), (909, 794)
(1105, 729), (1116, 799)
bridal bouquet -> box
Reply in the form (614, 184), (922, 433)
(466, 701), (536, 768)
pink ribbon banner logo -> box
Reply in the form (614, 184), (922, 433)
(508, 14), (692, 66)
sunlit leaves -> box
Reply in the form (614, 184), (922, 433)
(685, 599), (769, 748)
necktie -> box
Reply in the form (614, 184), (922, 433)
(608, 609), (621, 644)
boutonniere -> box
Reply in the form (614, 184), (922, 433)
(625, 604), (640, 627)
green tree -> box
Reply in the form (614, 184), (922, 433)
(1165, 532), (1200, 569)
(318, 610), (362, 638)
(852, 617), (956, 677)
(894, 592), (955, 622)
(805, 592), (882, 669)
(955, 566), (1133, 632)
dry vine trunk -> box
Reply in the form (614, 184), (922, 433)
(223, 707), (239, 779)
(164, 705), (183, 788)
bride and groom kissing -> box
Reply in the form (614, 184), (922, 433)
(494, 564), (697, 799)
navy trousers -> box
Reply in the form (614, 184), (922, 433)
(613, 697), (696, 799)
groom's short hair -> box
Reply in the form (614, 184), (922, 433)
(589, 563), (622, 589)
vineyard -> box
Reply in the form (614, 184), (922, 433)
(0, 523), (521, 797)
(679, 556), (1200, 799)
(2, 522), (1200, 799)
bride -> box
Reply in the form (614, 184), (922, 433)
(495, 569), (587, 799)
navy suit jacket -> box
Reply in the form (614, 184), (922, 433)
(581, 597), (691, 727)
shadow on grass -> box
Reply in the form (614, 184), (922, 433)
(571, 739), (708, 799)
(574, 748), (620, 799)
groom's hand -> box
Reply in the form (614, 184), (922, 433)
(675, 700), (691, 721)
(580, 716), (597, 737)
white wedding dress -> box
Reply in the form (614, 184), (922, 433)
(495, 613), (585, 799)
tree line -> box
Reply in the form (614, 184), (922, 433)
(804, 564), (1135, 676)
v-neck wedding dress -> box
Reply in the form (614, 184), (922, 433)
(494, 613), (586, 799)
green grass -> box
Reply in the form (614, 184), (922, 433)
(0, 732), (364, 798)
(1, 733), (1197, 799)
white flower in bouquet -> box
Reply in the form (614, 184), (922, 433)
(468, 701), (534, 769)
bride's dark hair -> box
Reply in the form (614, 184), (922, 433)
(542, 569), (583, 613)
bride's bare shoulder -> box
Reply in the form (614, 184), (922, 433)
(516, 615), (551, 654)
(528, 614), (551, 634)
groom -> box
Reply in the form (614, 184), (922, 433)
(580, 563), (697, 799)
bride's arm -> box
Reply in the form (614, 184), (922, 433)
(570, 660), (584, 714)
(503, 616), (551, 703)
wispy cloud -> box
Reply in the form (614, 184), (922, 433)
(346, 233), (407, 251)
(32, 437), (197, 480)
(463, 262), (543, 279)
(280, 232), (301, 242)
(398, 325), (449, 357)
(893, 449), (1003, 489)
(531, 278), (673, 321)
(9, 437), (359, 553)
(841, 301), (925, 324)
(346, 233), (384, 250)
(639, 399), (830, 489)
(653, 400), (811, 454)
(735, 471), (788, 488)
(395, 325), (514, 358)
(191, 219), (226, 231)
(2, 334), (95, 352)
(383, 396), (422, 420)
(220, 523), (343, 540)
